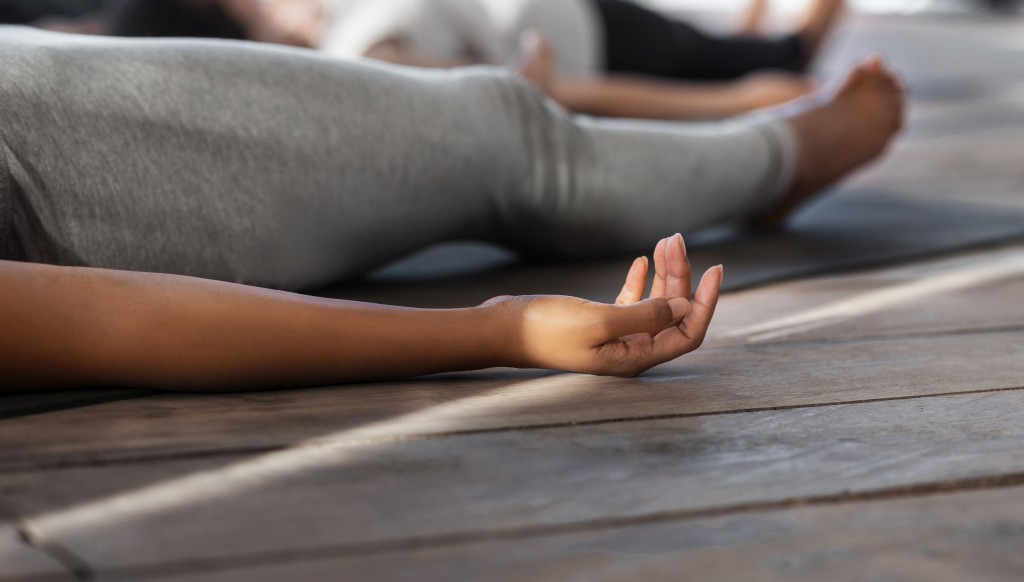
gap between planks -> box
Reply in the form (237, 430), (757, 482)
(5, 383), (1023, 475)
(79, 471), (1024, 582)
(12, 522), (92, 582)
(0, 501), (81, 582)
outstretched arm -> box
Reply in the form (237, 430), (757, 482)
(551, 73), (816, 121)
(220, 0), (324, 48)
(362, 40), (480, 69)
(0, 235), (721, 392)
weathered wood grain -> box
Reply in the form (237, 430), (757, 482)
(704, 244), (1024, 347)
(149, 484), (1024, 582)
(0, 524), (72, 582)
(1, 328), (1022, 471)
(5, 391), (1024, 573)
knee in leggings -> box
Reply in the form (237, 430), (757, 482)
(452, 66), (554, 117)
(456, 70), (599, 255)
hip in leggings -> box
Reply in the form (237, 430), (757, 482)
(0, 27), (796, 290)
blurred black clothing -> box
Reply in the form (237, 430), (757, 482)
(591, 0), (806, 81)
(108, 0), (246, 39)
(0, 0), (105, 23)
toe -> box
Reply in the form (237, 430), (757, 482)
(862, 53), (886, 72)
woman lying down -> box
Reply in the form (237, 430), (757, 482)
(0, 28), (904, 391)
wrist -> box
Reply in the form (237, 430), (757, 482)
(474, 299), (527, 370)
(723, 84), (757, 116)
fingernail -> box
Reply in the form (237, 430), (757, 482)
(669, 297), (690, 320)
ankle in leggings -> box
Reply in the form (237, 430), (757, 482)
(0, 27), (796, 290)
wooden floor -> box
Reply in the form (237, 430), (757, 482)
(5, 14), (1024, 582)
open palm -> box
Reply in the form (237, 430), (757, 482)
(495, 234), (723, 377)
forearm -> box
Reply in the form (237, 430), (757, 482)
(220, 0), (323, 48)
(362, 41), (480, 70)
(0, 262), (510, 391)
(552, 76), (752, 121)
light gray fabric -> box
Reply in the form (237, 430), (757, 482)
(0, 28), (795, 290)
(0, 139), (15, 262)
(320, 0), (603, 78)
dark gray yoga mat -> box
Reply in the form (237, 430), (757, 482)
(0, 390), (154, 421)
(334, 188), (1024, 307)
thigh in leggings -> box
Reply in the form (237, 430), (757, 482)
(591, 0), (805, 81)
(0, 28), (796, 290)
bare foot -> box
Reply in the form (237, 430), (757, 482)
(798, 0), (846, 68)
(748, 56), (906, 230)
(512, 30), (554, 96)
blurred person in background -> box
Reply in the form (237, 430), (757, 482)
(102, 0), (845, 120)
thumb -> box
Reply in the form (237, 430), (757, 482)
(601, 297), (690, 340)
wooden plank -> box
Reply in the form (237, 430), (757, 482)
(149, 484), (1024, 582)
(5, 391), (1024, 573)
(900, 97), (1024, 142)
(0, 524), (73, 582)
(704, 245), (1024, 347)
(2, 329), (1022, 471)
(855, 130), (1024, 193)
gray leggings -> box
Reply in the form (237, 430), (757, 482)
(0, 28), (796, 290)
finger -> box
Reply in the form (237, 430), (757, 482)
(650, 237), (669, 298)
(615, 257), (649, 306)
(680, 265), (724, 346)
(863, 53), (885, 72)
(643, 266), (723, 366)
(600, 296), (690, 342)
(665, 233), (692, 300)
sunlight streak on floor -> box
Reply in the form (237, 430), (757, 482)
(26, 376), (593, 538)
(726, 251), (1024, 343)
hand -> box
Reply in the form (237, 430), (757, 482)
(227, 0), (323, 47)
(511, 30), (555, 96)
(487, 234), (724, 377)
